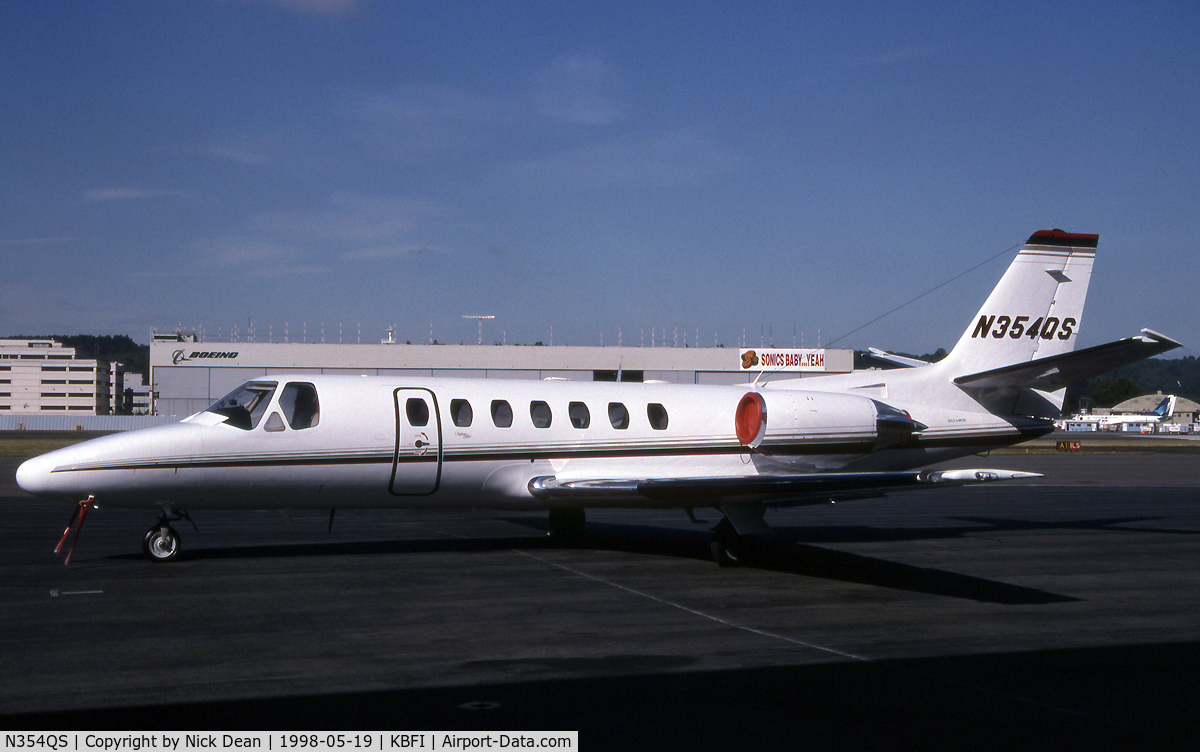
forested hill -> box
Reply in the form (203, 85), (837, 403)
(6, 335), (150, 376)
(1100, 355), (1200, 406)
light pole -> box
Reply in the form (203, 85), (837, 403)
(462, 315), (495, 345)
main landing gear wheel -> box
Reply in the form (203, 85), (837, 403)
(142, 525), (181, 563)
(547, 508), (586, 542)
(711, 518), (751, 568)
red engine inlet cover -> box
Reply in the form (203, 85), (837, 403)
(735, 392), (767, 447)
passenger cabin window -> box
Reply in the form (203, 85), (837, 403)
(280, 382), (320, 429)
(451, 399), (473, 427)
(569, 402), (590, 429)
(491, 400), (513, 428)
(406, 398), (430, 427)
(647, 403), (669, 430)
(608, 402), (629, 429)
(207, 382), (277, 430)
(530, 401), (552, 428)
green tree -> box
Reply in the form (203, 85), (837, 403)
(1086, 377), (1143, 408)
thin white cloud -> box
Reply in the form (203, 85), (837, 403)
(249, 192), (442, 243)
(0, 282), (123, 330)
(841, 43), (958, 67)
(533, 51), (627, 125)
(341, 244), (444, 261)
(153, 132), (274, 166)
(205, 143), (273, 166)
(248, 0), (366, 17)
(342, 84), (510, 161)
(188, 237), (323, 277)
(511, 127), (738, 189)
(84, 188), (189, 202)
(0, 237), (74, 245)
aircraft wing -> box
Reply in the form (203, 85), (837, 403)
(529, 468), (1039, 508)
(953, 329), (1182, 393)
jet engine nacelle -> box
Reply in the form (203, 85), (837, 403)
(734, 390), (926, 453)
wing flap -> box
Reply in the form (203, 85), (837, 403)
(953, 329), (1182, 393)
(528, 469), (1039, 507)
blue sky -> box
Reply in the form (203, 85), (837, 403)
(2, 0), (1197, 355)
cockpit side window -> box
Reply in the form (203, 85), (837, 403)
(279, 382), (320, 429)
(207, 382), (278, 430)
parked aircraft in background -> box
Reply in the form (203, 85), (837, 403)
(1059, 395), (1177, 433)
(16, 230), (1181, 565)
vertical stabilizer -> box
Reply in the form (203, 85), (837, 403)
(1153, 395), (1177, 418)
(942, 230), (1097, 377)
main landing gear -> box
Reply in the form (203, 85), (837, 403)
(547, 508), (586, 541)
(709, 505), (770, 568)
(710, 518), (752, 567)
(141, 510), (194, 563)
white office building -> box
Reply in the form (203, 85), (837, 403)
(0, 339), (112, 415)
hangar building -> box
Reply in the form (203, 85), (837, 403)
(150, 332), (853, 417)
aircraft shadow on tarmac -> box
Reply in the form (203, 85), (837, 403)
(109, 516), (1080, 605)
(560, 520), (1080, 606)
(7, 640), (1199, 749)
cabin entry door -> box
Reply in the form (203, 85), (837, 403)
(390, 388), (442, 495)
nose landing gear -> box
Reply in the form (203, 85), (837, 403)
(141, 510), (195, 563)
(142, 524), (181, 562)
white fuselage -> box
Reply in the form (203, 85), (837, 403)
(16, 371), (1044, 513)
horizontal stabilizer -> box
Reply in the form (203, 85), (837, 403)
(867, 348), (927, 368)
(954, 329), (1182, 393)
(529, 468), (1040, 507)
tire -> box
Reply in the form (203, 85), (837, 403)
(711, 519), (750, 567)
(142, 525), (181, 563)
(547, 508), (586, 541)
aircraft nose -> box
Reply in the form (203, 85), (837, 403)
(16, 453), (57, 497)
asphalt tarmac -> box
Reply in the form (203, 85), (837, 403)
(1, 449), (1198, 750)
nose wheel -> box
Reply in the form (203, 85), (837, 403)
(142, 524), (181, 562)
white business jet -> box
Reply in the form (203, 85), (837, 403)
(16, 230), (1181, 565)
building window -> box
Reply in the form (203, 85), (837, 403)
(608, 402), (629, 429)
(530, 401), (552, 428)
(491, 400), (513, 428)
(450, 399), (473, 427)
(647, 403), (669, 430)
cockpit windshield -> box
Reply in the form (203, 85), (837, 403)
(206, 381), (278, 430)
